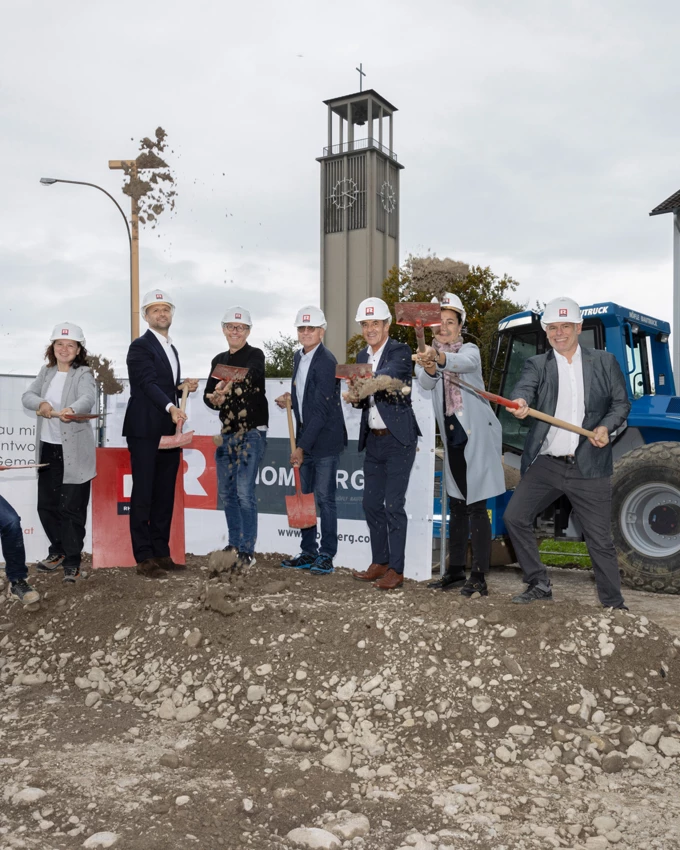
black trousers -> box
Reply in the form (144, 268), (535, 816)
(447, 445), (491, 574)
(503, 455), (625, 607)
(38, 442), (90, 568)
(127, 437), (180, 563)
(363, 432), (416, 575)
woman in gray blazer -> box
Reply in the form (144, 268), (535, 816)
(22, 323), (96, 582)
(416, 294), (505, 597)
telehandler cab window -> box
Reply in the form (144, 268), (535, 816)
(498, 331), (537, 452)
(624, 326), (652, 398)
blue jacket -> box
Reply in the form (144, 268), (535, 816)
(356, 336), (421, 452)
(123, 330), (182, 439)
(292, 342), (346, 458)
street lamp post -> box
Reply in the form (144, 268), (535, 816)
(40, 176), (135, 339)
(108, 160), (141, 340)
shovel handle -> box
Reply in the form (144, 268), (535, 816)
(285, 396), (297, 454)
(178, 383), (190, 414)
(414, 320), (427, 354)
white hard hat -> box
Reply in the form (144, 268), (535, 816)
(294, 306), (327, 329)
(141, 289), (175, 318)
(222, 306), (252, 327)
(50, 322), (85, 345)
(355, 297), (391, 323)
(541, 297), (582, 329)
(432, 292), (466, 325)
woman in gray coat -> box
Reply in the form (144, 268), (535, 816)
(22, 323), (96, 582)
(416, 294), (505, 597)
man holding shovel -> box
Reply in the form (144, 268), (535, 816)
(204, 307), (268, 572)
(123, 289), (199, 579)
(349, 297), (421, 590)
(503, 296), (630, 608)
(275, 306), (346, 574)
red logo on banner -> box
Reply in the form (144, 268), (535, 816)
(559, 308), (568, 317)
(181, 436), (218, 510)
(302, 314), (310, 322)
(366, 307), (374, 316)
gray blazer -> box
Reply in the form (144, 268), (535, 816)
(417, 343), (505, 504)
(511, 345), (630, 478)
(22, 365), (97, 484)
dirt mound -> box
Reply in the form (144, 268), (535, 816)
(1, 555), (679, 849)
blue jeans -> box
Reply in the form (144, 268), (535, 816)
(215, 429), (267, 556)
(299, 453), (339, 560)
(0, 494), (28, 583)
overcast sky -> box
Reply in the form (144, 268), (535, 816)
(1, 0), (678, 379)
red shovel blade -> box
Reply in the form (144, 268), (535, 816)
(394, 302), (442, 328)
(211, 364), (249, 382)
(285, 467), (317, 529)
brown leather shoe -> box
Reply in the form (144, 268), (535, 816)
(136, 558), (167, 579)
(155, 556), (186, 571)
(352, 562), (389, 582)
(374, 569), (404, 590)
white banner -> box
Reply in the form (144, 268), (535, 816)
(2, 374), (437, 580)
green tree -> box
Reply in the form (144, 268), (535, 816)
(347, 255), (525, 384)
(263, 333), (298, 377)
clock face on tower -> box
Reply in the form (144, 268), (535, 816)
(380, 181), (396, 213)
(331, 178), (358, 209)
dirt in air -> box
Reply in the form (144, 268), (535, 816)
(121, 127), (176, 227)
(87, 353), (124, 395)
(411, 257), (470, 300)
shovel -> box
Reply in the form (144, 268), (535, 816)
(159, 383), (195, 450)
(62, 413), (107, 422)
(453, 376), (598, 440)
(395, 302), (442, 354)
(211, 363), (249, 386)
(335, 363), (373, 381)
(0, 464), (48, 471)
(284, 396), (317, 529)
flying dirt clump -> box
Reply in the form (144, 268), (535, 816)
(121, 127), (176, 228)
(411, 257), (470, 300)
(87, 354), (123, 395)
(343, 374), (406, 404)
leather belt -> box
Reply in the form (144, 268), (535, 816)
(549, 455), (576, 465)
(370, 428), (390, 437)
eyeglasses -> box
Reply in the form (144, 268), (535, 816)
(297, 326), (320, 333)
(225, 324), (249, 333)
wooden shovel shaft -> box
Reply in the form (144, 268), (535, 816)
(285, 396), (297, 455)
(454, 376), (597, 440)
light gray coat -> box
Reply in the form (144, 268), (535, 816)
(22, 365), (97, 484)
(417, 343), (505, 504)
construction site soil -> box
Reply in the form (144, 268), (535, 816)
(1, 555), (679, 850)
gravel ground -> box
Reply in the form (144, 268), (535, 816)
(1, 554), (679, 850)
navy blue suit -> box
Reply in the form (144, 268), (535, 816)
(123, 330), (182, 563)
(292, 343), (346, 560)
(356, 337), (420, 575)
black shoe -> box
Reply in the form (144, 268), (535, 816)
(428, 569), (466, 590)
(235, 552), (256, 572)
(36, 554), (64, 573)
(280, 553), (316, 570)
(62, 565), (81, 584)
(460, 577), (489, 597)
(10, 579), (40, 605)
(603, 603), (629, 611)
(223, 545), (238, 553)
(512, 584), (553, 604)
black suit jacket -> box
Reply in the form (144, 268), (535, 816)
(356, 336), (421, 452)
(292, 343), (346, 458)
(123, 330), (181, 439)
(511, 344), (631, 478)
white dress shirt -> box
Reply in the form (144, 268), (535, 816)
(295, 343), (319, 424)
(541, 346), (584, 457)
(149, 328), (178, 412)
(367, 339), (388, 430)
(42, 371), (67, 444)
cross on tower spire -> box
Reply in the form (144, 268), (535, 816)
(356, 62), (366, 92)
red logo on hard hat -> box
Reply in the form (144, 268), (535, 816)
(442, 297), (450, 304)
(366, 307), (374, 316)
(559, 308), (568, 317)
(62, 329), (69, 335)
(156, 293), (163, 300)
(302, 314), (310, 322)
(235, 313), (241, 320)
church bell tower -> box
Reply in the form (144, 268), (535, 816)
(318, 87), (404, 359)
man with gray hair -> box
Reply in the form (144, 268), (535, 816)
(503, 296), (630, 608)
